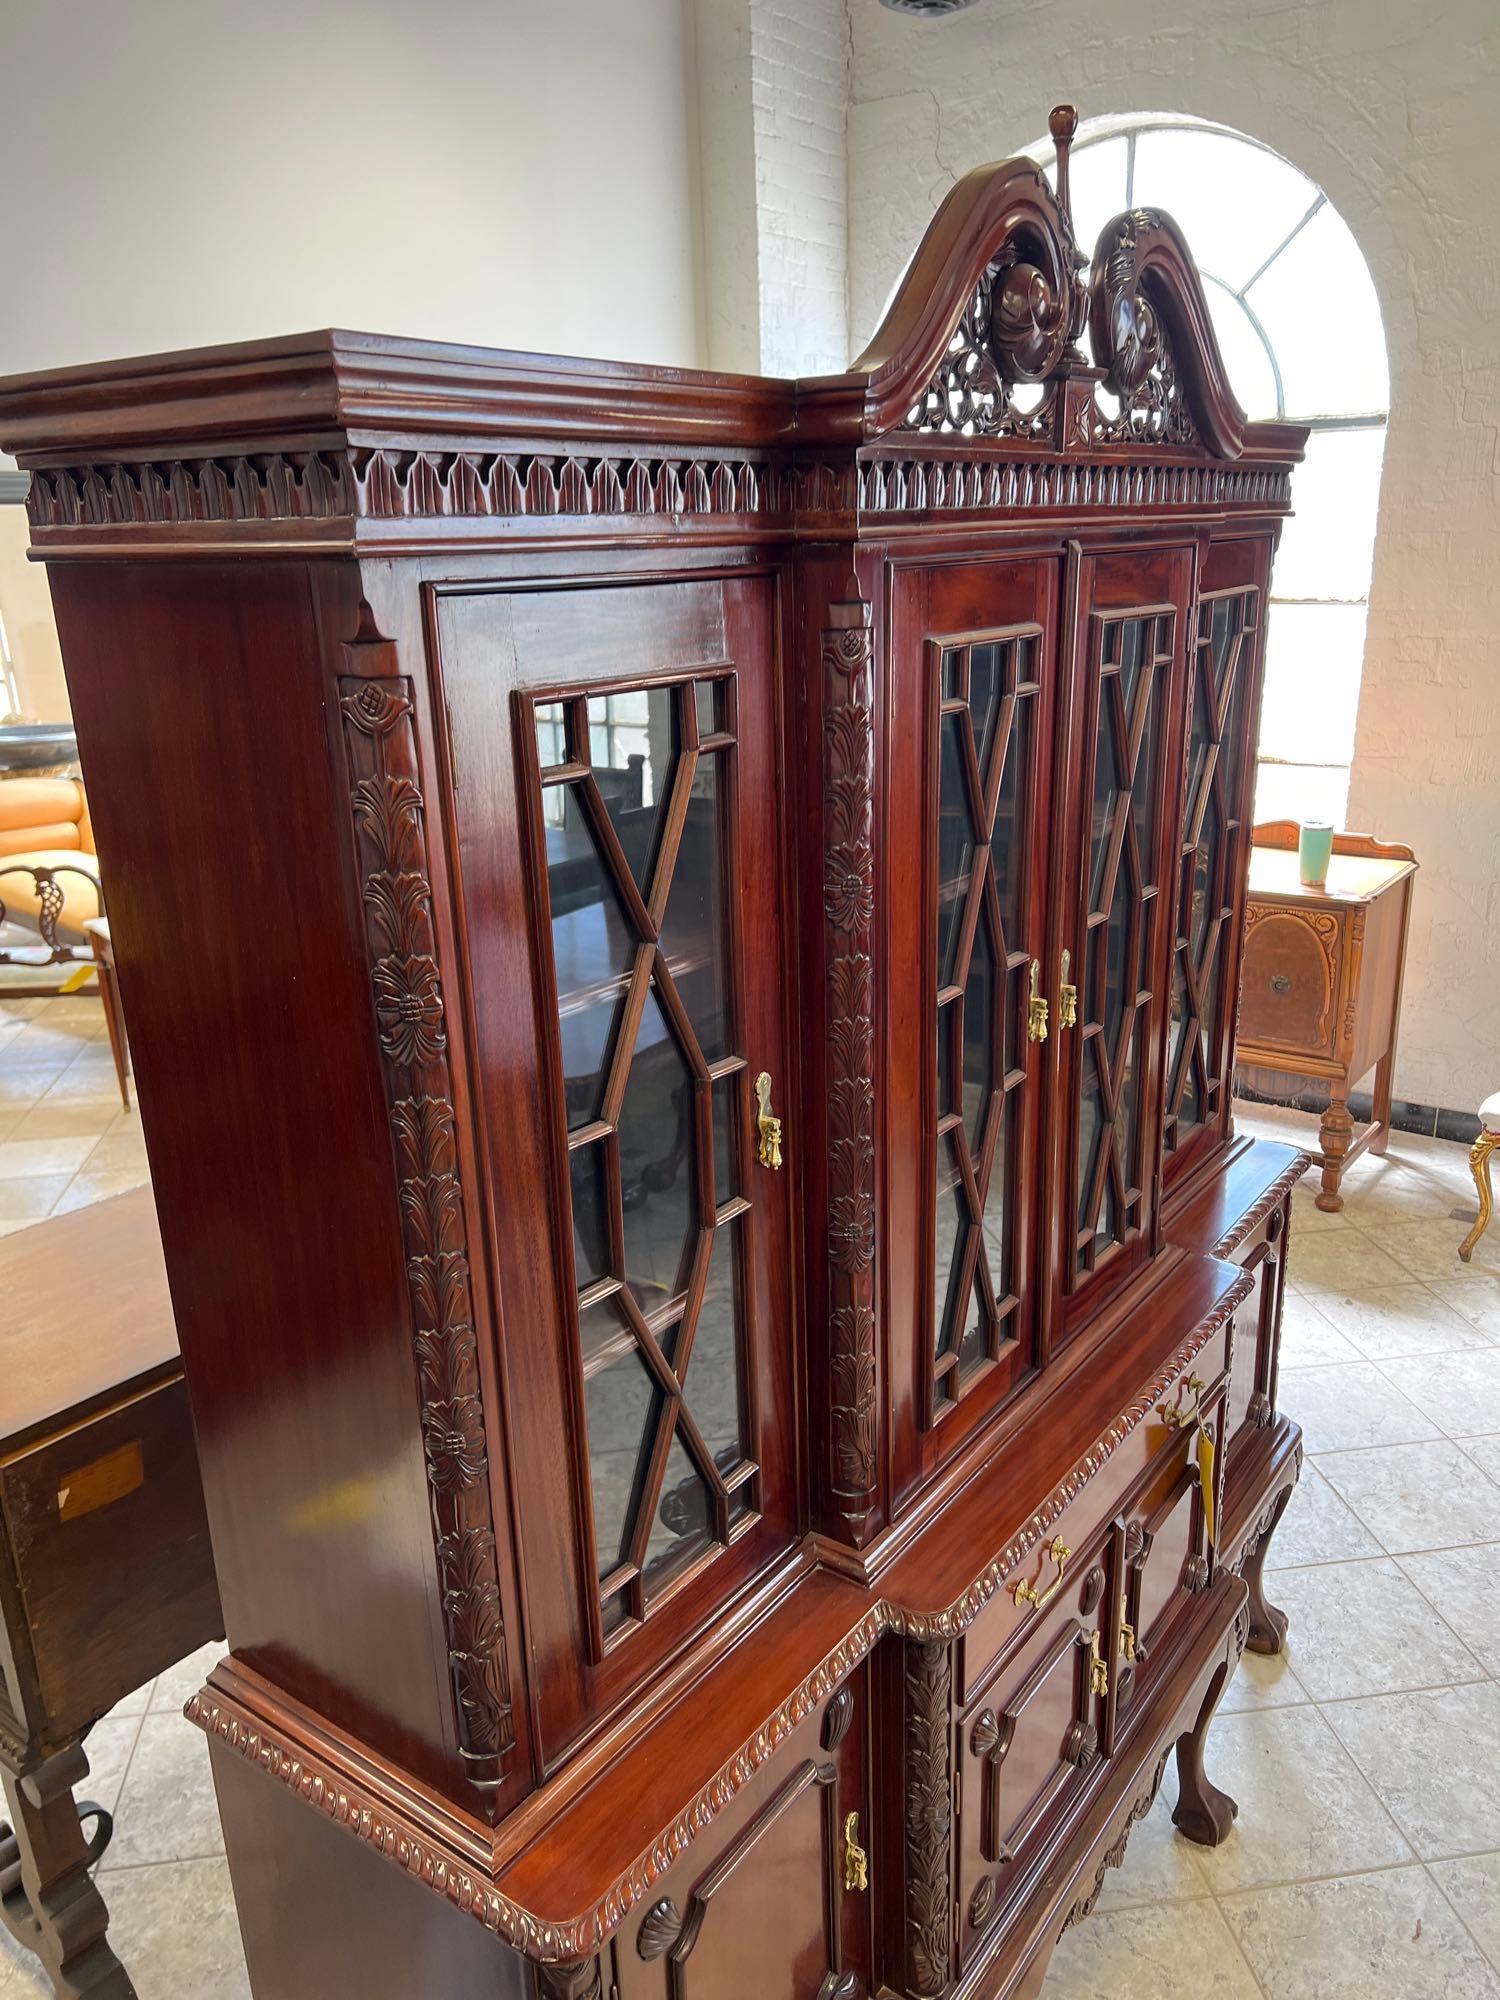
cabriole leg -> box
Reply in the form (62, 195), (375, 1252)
(0, 1740), (132, 1997)
(1244, 1483), (1293, 1655)
(1459, 1130), (1496, 1264)
(1171, 1659), (1239, 1848)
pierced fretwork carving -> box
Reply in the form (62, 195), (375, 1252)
(339, 641), (514, 1791)
(823, 586), (879, 1539)
(1092, 210), (1199, 446)
(904, 1640), (953, 1996)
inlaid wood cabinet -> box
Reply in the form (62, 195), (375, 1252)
(0, 107), (1309, 2000)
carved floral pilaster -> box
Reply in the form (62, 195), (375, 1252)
(338, 638), (514, 1793)
(904, 1640), (953, 1996)
(823, 586), (879, 1541)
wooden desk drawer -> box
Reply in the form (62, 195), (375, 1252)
(0, 1376), (221, 1738)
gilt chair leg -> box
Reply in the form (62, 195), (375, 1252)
(1458, 1129), (1496, 1264)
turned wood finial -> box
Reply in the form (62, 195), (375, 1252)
(1049, 103), (1079, 234)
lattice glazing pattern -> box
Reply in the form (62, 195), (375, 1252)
(1075, 611), (1175, 1277)
(533, 673), (756, 1640)
(931, 632), (1041, 1412)
(1166, 589), (1258, 1155)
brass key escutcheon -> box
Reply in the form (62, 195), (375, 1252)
(755, 1071), (783, 1171)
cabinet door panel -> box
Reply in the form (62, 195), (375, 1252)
(1164, 536), (1274, 1189)
(1053, 547), (1192, 1344)
(888, 558), (1062, 1495)
(617, 1680), (870, 2000)
(438, 573), (798, 1763)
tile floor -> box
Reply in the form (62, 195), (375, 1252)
(3, 996), (1500, 1999)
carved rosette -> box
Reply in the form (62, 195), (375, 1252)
(904, 1640), (954, 1996)
(339, 658), (514, 1790)
(823, 588), (879, 1539)
(1091, 210), (1199, 446)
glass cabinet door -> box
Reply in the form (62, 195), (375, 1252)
(1163, 585), (1260, 1174)
(1055, 547), (1193, 1339)
(886, 557), (1060, 1492)
(438, 574), (796, 1761)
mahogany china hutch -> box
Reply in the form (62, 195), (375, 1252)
(0, 110), (1308, 2000)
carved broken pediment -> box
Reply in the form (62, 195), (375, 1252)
(1091, 209), (1198, 446)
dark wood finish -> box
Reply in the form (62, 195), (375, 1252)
(0, 1191), (223, 1996)
(0, 103), (1309, 2000)
(84, 920), (130, 1109)
(1237, 823), (1417, 1211)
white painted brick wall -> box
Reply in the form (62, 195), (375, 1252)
(750, 0), (851, 375)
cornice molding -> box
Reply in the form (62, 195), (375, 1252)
(186, 1268), (1252, 1966)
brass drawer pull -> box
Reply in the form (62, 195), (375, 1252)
(1059, 948), (1078, 1030)
(754, 1071), (783, 1171)
(1086, 1628), (1109, 1697)
(1156, 1376), (1218, 1549)
(1009, 1535), (1071, 1612)
(1157, 1375), (1206, 1431)
(1027, 958), (1049, 1042)
(1120, 1620), (1137, 1663)
(842, 1811), (869, 1893)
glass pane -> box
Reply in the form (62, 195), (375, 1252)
(694, 678), (721, 742)
(570, 1143), (610, 1290)
(535, 701), (569, 769)
(1202, 278), (1279, 420)
(644, 1426), (715, 1595)
(937, 710), (974, 987)
(934, 1133), (966, 1353)
(956, 1273), (988, 1378)
(618, 989), (699, 1312)
(711, 1071), (739, 1204)
(682, 1219), (747, 1474)
(1253, 759), (1351, 829)
(548, 783), (637, 1129)
(1132, 127), (1319, 293)
(588, 684), (679, 894)
(660, 756), (730, 1065)
(1077, 1037), (1107, 1235)
(1247, 202), (1389, 418)
(582, 1339), (658, 1579)
(1273, 427), (1386, 602)
(969, 641), (1004, 776)
(962, 906), (998, 1156)
(1258, 603), (1367, 765)
(992, 679), (1030, 951)
(937, 995), (958, 1119)
(1088, 680), (1124, 908)
(980, 1094), (1013, 1303)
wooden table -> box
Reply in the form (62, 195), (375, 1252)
(1236, 822), (1417, 1211)
(0, 1190), (222, 1997)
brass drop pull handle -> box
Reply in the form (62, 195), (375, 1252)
(843, 1811), (869, 1893)
(1009, 1535), (1072, 1613)
(754, 1071), (783, 1171)
(1027, 958), (1049, 1043)
(1059, 948), (1078, 1030)
(1157, 1377), (1218, 1549)
(1157, 1375), (1206, 1431)
(1120, 1620), (1138, 1663)
(1086, 1628), (1110, 1697)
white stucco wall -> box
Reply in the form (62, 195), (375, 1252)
(844, 0), (1500, 1115)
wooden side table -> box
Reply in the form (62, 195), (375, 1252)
(1236, 822), (1417, 1212)
(0, 1190), (222, 1997)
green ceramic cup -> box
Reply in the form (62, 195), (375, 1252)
(1298, 819), (1335, 889)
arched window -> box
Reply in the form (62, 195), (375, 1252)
(1039, 115), (1389, 828)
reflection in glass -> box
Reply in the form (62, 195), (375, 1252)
(588, 685), (678, 893)
(969, 641), (1004, 774)
(535, 701), (568, 769)
(937, 711), (973, 988)
(934, 1134), (966, 1356)
(682, 1221), (747, 1473)
(548, 782), (636, 1128)
(993, 682), (1029, 946)
(644, 1428), (714, 1595)
(570, 1144), (610, 1291)
(962, 913), (997, 1155)
(661, 757), (729, 1064)
(711, 1071), (739, 1205)
(618, 991), (697, 1312)
(583, 1342), (657, 1578)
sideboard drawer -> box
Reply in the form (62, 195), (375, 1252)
(959, 1312), (1234, 1700)
(956, 1528), (1113, 1963)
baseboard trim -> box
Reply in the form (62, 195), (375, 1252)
(1232, 1078), (1480, 1148)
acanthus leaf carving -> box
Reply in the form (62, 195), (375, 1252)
(822, 586), (879, 1536)
(904, 1640), (953, 1996)
(339, 651), (514, 1788)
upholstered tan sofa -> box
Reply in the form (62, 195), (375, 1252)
(0, 776), (102, 936)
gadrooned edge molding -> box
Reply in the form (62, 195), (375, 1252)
(186, 1270), (1253, 1967)
(1211, 1149), (1313, 1259)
